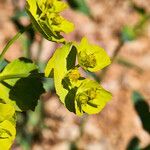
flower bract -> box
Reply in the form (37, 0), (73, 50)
(75, 79), (112, 116)
(45, 41), (112, 116)
(26, 0), (74, 42)
(0, 103), (16, 150)
(76, 37), (111, 72)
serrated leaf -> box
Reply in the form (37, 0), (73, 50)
(9, 73), (45, 111)
(0, 57), (44, 111)
(0, 58), (37, 84)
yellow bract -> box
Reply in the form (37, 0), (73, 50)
(0, 103), (16, 150)
(0, 103), (15, 122)
(45, 43), (74, 103)
(75, 79), (112, 116)
(26, 0), (74, 42)
(0, 120), (16, 150)
(45, 42), (112, 116)
(76, 37), (111, 72)
(37, 0), (68, 13)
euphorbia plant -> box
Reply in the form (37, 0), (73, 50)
(0, 0), (112, 149)
(45, 38), (112, 116)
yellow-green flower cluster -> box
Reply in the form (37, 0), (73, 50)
(0, 103), (16, 150)
(76, 37), (111, 72)
(26, 0), (74, 42)
(45, 37), (112, 116)
(75, 79), (111, 116)
(64, 68), (83, 88)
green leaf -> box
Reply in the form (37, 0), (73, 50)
(131, 91), (150, 133)
(67, 0), (91, 16)
(127, 137), (140, 150)
(0, 58), (37, 83)
(0, 57), (44, 111)
(9, 73), (45, 111)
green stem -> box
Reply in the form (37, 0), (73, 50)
(99, 40), (124, 81)
(111, 40), (124, 63)
(0, 73), (44, 82)
(116, 57), (143, 73)
(0, 24), (32, 61)
(0, 74), (30, 81)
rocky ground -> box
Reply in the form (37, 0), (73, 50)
(0, 0), (150, 150)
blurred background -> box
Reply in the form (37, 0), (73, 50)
(0, 0), (150, 150)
